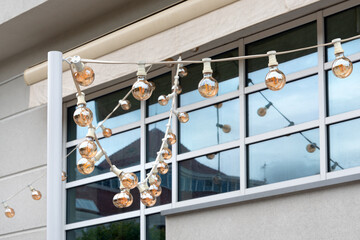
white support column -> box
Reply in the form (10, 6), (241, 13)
(47, 51), (63, 240)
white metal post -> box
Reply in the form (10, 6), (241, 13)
(47, 51), (63, 240)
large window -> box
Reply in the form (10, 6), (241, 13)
(64, 3), (360, 239)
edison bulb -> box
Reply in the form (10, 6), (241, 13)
(149, 81), (156, 92)
(120, 100), (131, 110)
(332, 53), (353, 78)
(140, 190), (157, 207)
(257, 107), (267, 117)
(172, 85), (182, 94)
(213, 175), (222, 185)
(198, 73), (219, 98)
(306, 143), (316, 153)
(158, 95), (168, 106)
(167, 132), (176, 145)
(113, 190), (133, 208)
(206, 153), (216, 160)
(179, 66), (188, 77)
(177, 112), (189, 123)
(161, 147), (172, 160)
(61, 171), (67, 181)
(157, 161), (169, 175)
(121, 172), (138, 189)
(149, 184), (162, 197)
(132, 76), (153, 101)
(31, 189), (42, 200)
(103, 128), (112, 138)
(165, 58), (175, 68)
(73, 66), (95, 87)
(221, 124), (231, 133)
(79, 137), (97, 158)
(73, 104), (93, 127)
(77, 158), (95, 175)
(149, 173), (161, 187)
(4, 207), (15, 218)
(265, 67), (286, 91)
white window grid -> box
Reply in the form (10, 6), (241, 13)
(62, 1), (360, 239)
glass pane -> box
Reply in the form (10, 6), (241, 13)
(67, 128), (141, 182)
(67, 86), (141, 141)
(246, 22), (317, 85)
(66, 217), (140, 240)
(328, 118), (360, 171)
(178, 148), (240, 201)
(146, 165), (172, 207)
(147, 119), (172, 163)
(327, 61), (360, 116)
(248, 129), (320, 188)
(147, 72), (173, 117)
(179, 49), (239, 106)
(247, 75), (318, 136)
(67, 174), (140, 224)
(179, 98), (239, 154)
(146, 213), (165, 240)
(325, 6), (360, 61)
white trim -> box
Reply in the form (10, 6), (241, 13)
(325, 109), (360, 125)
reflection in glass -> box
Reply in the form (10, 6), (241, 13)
(179, 99), (239, 154)
(146, 213), (165, 240)
(178, 148), (240, 201)
(67, 128), (141, 182)
(67, 174), (140, 224)
(325, 6), (360, 61)
(147, 72), (173, 117)
(67, 86), (141, 142)
(147, 119), (172, 163)
(248, 129), (320, 187)
(247, 75), (318, 136)
(146, 165), (172, 207)
(66, 217), (140, 240)
(179, 49), (239, 106)
(327, 61), (360, 116)
(246, 22), (317, 85)
(328, 119), (360, 171)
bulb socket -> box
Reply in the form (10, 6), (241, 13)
(72, 56), (85, 72)
(86, 127), (96, 139)
(137, 63), (147, 76)
(94, 150), (105, 161)
(267, 51), (278, 67)
(202, 58), (213, 74)
(110, 165), (123, 177)
(76, 92), (86, 106)
(332, 38), (344, 55)
(137, 182), (149, 192)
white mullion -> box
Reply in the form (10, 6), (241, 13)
(62, 104), (67, 240)
(172, 66), (179, 205)
(239, 38), (246, 195)
(325, 109), (360, 125)
(140, 100), (146, 240)
(317, 10), (327, 180)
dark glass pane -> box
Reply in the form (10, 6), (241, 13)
(179, 98), (239, 154)
(246, 22), (317, 85)
(178, 148), (240, 201)
(67, 128), (141, 182)
(248, 129), (319, 188)
(147, 119), (172, 163)
(147, 72), (173, 117)
(179, 49), (239, 106)
(248, 75), (318, 136)
(327, 61), (360, 116)
(67, 86), (141, 141)
(66, 217), (140, 240)
(146, 214), (165, 240)
(328, 118), (360, 171)
(146, 165), (172, 206)
(67, 173), (140, 224)
(325, 6), (360, 61)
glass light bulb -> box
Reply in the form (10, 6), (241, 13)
(167, 132), (176, 145)
(206, 153), (216, 160)
(61, 171), (67, 181)
(113, 190), (133, 208)
(198, 73), (219, 98)
(131, 76), (153, 100)
(121, 172), (138, 189)
(149, 184), (162, 197)
(149, 81), (156, 92)
(149, 173), (161, 187)
(140, 190), (157, 207)
(120, 100), (131, 110)
(73, 104), (93, 127)
(257, 107), (267, 117)
(31, 189), (42, 200)
(221, 124), (231, 133)
(161, 147), (172, 160)
(165, 58), (175, 68)
(213, 175), (222, 185)
(73, 66), (95, 86)
(157, 161), (169, 175)
(4, 207), (15, 218)
(214, 103), (223, 109)
(306, 143), (316, 153)
(158, 95), (168, 106)
(179, 66), (188, 77)
(332, 53), (353, 78)
(265, 66), (286, 91)
(177, 112), (189, 123)
(172, 85), (182, 94)
(77, 158), (95, 175)
(79, 137), (97, 158)
(103, 128), (112, 138)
